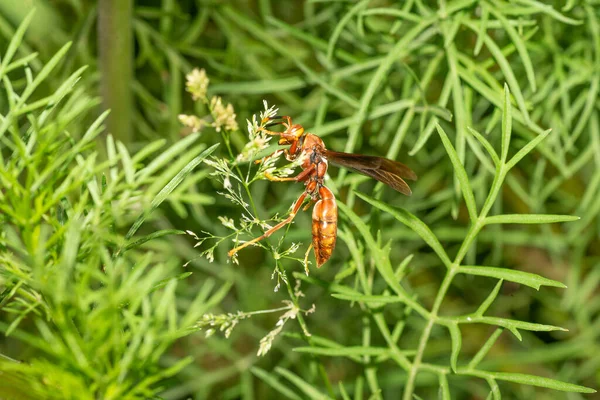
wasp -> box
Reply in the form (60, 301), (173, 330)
(228, 116), (417, 268)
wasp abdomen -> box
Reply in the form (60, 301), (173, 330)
(312, 186), (337, 267)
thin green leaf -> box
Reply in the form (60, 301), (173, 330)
(486, 378), (501, 400)
(251, 367), (302, 400)
(21, 42), (72, 104)
(448, 323), (461, 373)
(501, 84), (512, 163)
(332, 293), (419, 308)
(339, 381), (351, 400)
(475, 280), (504, 316)
(327, 0), (369, 63)
(360, 8), (422, 23)
(117, 141), (135, 185)
(462, 21), (530, 122)
(125, 229), (185, 251)
(474, 4), (488, 56)
(337, 202), (427, 315)
(294, 346), (413, 357)
(0, 42), (73, 139)
(125, 143), (218, 241)
(0, 9), (35, 79)
(331, 293), (429, 318)
(276, 367), (334, 400)
(505, 129), (551, 171)
(453, 316), (566, 338)
(467, 126), (500, 167)
(566, 75), (600, 152)
(354, 191), (452, 268)
(484, 214), (579, 225)
(395, 253), (414, 281)
(132, 139), (168, 164)
(468, 328), (504, 370)
(443, 14), (463, 49)
(3, 52), (38, 74)
(137, 133), (200, 181)
(435, 123), (478, 221)
(487, 6), (536, 92)
(342, 17), (435, 159)
(221, 7), (359, 108)
(459, 266), (566, 290)
(514, 0), (582, 25)
(459, 369), (595, 393)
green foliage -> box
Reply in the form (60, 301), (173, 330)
(0, 12), (220, 399)
(1, 1), (600, 399)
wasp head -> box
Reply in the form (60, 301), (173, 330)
(263, 116), (305, 145)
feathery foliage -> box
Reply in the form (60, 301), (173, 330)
(1, 1), (599, 399)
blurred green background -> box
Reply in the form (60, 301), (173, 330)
(0, 0), (599, 399)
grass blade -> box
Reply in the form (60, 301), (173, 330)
(125, 143), (218, 241)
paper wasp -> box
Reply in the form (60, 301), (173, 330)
(228, 116), (417, 268)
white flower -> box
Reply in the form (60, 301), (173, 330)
(259, 100), (279, 123)
(185, 68), (209, 101)
(223, 176), (232, 190)
(235, 131), (272, 163)
(211, 96), (238, 132)
(178, 114), (207, 133)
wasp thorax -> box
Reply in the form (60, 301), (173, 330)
(290, 125), (304, 137)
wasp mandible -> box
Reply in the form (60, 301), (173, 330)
(228, 116), (417, 268)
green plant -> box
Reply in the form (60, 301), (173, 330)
(2, 1), (600, 399)
(198, 86), (594, 398)
(180, 2), (599, 399)
(0, 14), (221, 399)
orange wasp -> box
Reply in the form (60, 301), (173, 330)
(228, 116), (417, 268)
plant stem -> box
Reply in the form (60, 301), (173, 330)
(404, 161), (507, 398)
(98, 0), (133, 144)
(283, 271), (336, 398)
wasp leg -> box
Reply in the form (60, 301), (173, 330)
(263, 163), (315, 182)
(281, 116), (293, 127)
(263, 115), (293, 127)
(228, 191), (309, 258)
(257, 126), (285, 136)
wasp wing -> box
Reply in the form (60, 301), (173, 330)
(324, 150), (417, 196)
